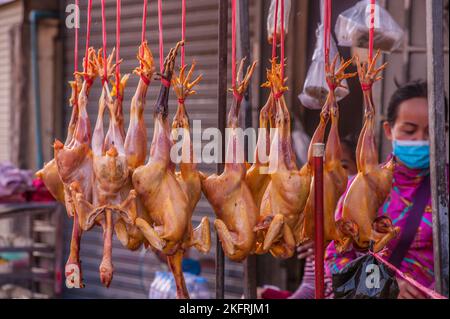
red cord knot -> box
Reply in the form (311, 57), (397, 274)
(361, 83), (373, 91)
(233, 90), (243, 103)
(140, 74), (150, 86)
(161, 77), (171, 88)
(178, 98), (185, 104)
(274, 91), (284, 100)
(326, 79), (336, 91)
(84, 77), (94, 88)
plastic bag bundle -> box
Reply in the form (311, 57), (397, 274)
(267, 0), (291, 44)
(332, 253), (399, 299)
(335, 0), (404, 52)
(299, 24), (350, 110)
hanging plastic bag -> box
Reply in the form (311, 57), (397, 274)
(267, 0), (291, 44)
(332, 252), (399, 299)
(335, 0), (404, 53)
(299, 24), (350, 110)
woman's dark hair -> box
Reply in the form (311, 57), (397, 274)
(387, 80), (428, 125)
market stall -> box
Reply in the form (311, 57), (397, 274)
(0, 0), (448, 300)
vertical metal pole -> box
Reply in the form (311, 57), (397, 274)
(216, 0), (228, 300)
(239, 0), (257, 299)
(313, 143), (325, 299)
(426, 0), (449, 297)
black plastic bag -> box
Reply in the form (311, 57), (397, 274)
(332, 253), (399, 299)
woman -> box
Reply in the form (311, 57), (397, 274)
(326, 80), (445, 299)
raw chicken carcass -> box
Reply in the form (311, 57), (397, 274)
(69, 48), (137, 287)
(115, 41), (155, 251)
(201, 58), (258, 262)
(132, 43), (211, 299)
(51, 47), (98, 288)
(300, 56), (357, 247)
(253, 60), (310, 258)
(336, 51), (400, 253)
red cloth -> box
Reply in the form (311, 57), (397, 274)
(27, 179), (55, 202)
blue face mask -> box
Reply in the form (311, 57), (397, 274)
(392, 140), (430, 169)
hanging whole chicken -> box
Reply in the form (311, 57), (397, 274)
(336, 51), (400, 253)
(253, 60), (310, 259)
(36, 48), (98, 288)
(299, 55), (357, 248)
(115, 41), (155, 251)
(132, 42), (211, 299)
(69, 49), (137, 287)
(201, 58), (258, 262)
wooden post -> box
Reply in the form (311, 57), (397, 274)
(239, 0), (257, 299)
(426, 0), (449, 297)
(215, 0), (228, 300)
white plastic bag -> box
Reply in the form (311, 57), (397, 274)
(299, 24), (350, 110)
(335, 0), (404, 52)
(267, 0), (291, 44)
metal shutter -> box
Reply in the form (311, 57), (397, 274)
(0, 1), (23, 161)
(62, 0), (258, 299)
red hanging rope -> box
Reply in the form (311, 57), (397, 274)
(181, 0), (186, 68)
(323, 0), (331, 65)
(231, 0), (237, 92)
(83, 0), (93, 79)
(101, 0), (107, 85)
(74, 0), (79, 74)
(368, 0), (375, 61)
(139, 0), (150, 86)
(271, 0), (279, 61)
(116, 0), (121, 87)
(158, 0), (164, 74)
(142, 0), (148, 44)
(280, 0), (285, 83)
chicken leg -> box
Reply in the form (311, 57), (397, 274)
(246, 91), (274, 210)
(69, 49), (137, 287)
